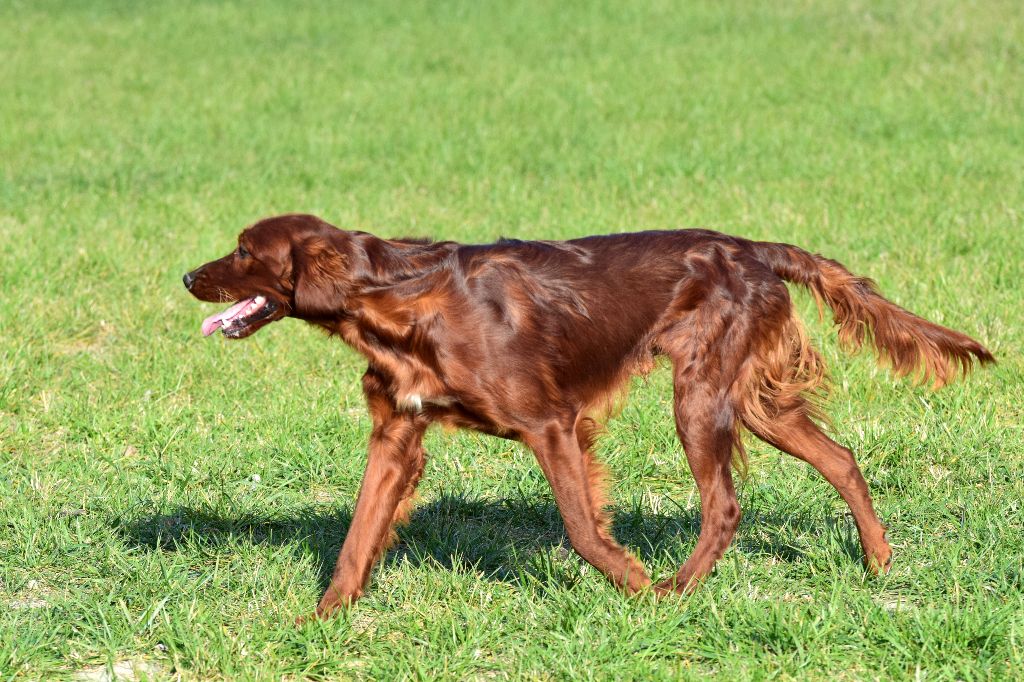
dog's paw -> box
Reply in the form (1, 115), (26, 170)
(652, 577), (691, 597)
(864, 534), (893, 576)
(865, 550), (893, 576)
(295, 605), (341, 627)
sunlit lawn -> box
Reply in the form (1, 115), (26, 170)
(1, 1), (1022, 679)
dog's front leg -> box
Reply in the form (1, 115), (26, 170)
(310, 389), (429, 620)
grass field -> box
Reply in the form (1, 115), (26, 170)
(2, 0), (1023, 679)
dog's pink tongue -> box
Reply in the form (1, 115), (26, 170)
(201, 298), (253, 337)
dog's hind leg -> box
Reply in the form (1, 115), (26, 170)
(748, 408), (893, 573)
(653, 367), (742, 594)
(651, 267), (758, 594)
(524, 417), (652, 593)
(730, 294), (892, 573)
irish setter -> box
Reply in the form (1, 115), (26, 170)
(184, 213), (993, 619)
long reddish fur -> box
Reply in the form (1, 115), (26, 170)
(185, 215), (993, 616)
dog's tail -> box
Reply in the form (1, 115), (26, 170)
(749, 241), (994, 387)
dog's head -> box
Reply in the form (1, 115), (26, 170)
(183, 214), (358, 338)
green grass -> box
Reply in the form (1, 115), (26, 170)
(1, 0), (1022, 679)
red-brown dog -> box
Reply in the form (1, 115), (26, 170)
(184, 214), (992, 619)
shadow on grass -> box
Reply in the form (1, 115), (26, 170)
(116, 494), (863, 592)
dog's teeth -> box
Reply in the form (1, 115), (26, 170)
(254, 296), (265, 305)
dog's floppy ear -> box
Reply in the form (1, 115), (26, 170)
(293, 235), (350, 317)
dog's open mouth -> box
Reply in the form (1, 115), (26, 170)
(201, 296), (281, 338)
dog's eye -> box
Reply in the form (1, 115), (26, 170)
(238, 245), (250, 258)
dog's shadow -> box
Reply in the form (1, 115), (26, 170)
(117, 494), (862, 591)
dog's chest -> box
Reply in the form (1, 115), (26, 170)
(373, 355), (449, 412)
(394, 393), (455, 412)
(338, 319), (452, 408)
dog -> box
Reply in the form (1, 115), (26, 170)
(184, 213), (993, 619)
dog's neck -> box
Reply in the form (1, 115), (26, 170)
(351, 233), (457, 288)
(338, 234), (457, 335)
(300, 234), (456, 400)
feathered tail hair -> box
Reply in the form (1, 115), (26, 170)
(750, 241), (994, 387)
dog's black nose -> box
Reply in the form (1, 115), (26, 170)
(183, 271), (196, 290)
